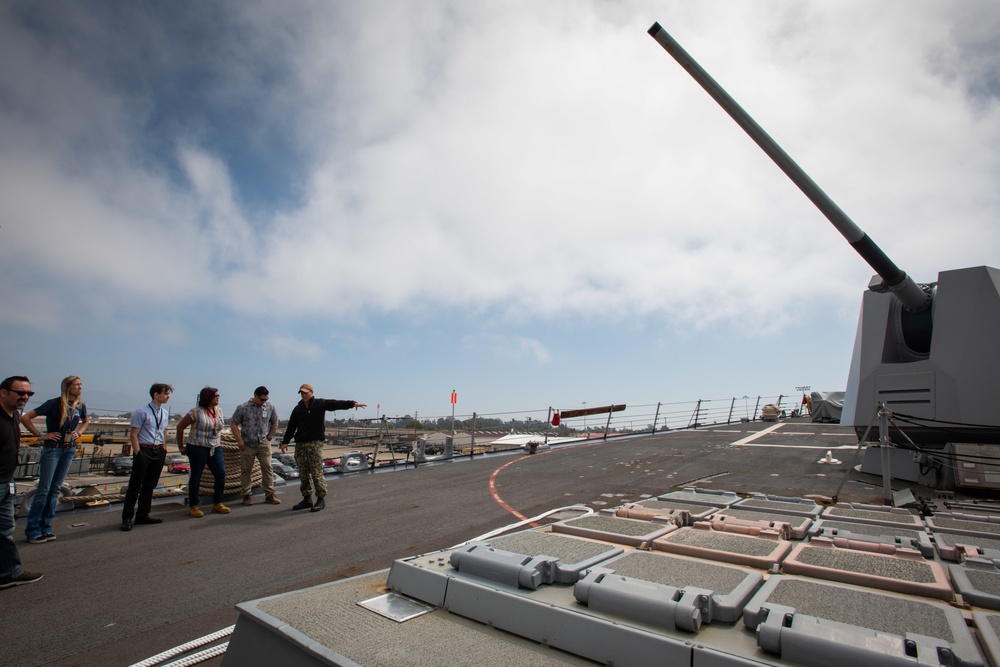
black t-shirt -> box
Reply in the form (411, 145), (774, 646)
(0, 408), (21, 482)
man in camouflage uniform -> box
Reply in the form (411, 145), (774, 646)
(280, 383), (365, 512)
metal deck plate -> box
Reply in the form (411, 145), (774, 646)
(653, 526), (792, 569)
(743, 576), (983, 667)
(928, 513), (1000, 538)
(782, 542), (953, 600)
(357, 592), (435, 622)
(735, 495), (823, 518)
(823, 503), (924, 529)
(659, 488), (740, 507)
(551, 514), (676, 547)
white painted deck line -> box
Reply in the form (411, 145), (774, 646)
(728, 423), (785, 446)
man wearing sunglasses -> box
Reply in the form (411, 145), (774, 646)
(231, 386), (280, 506)
(0, 376), (43, 588)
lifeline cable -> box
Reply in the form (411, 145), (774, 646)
(127, 625), (234, 667)
(892, 413), (1000, 429)
(886, 416), (1000, 468)
(889, 413), (1000, 444)
(159, 643), (229, 667)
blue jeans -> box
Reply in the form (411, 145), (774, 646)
(187, 446), (225, 507)
(0, 481), (23, 581)
(25, 446), (76, 540)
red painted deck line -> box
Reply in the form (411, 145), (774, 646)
(489, 456), (533, 523)
(489, 439), (606, 526)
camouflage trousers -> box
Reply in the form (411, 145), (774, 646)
(294, 440), (326, 499)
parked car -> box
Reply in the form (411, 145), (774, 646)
(166, 455), (189, 474)
(272, 462), (299, 479)
(109, 456), (133, 476)
(322, 457), (340, 474)
(271, 452), (296, 468)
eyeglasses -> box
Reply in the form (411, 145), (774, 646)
(3, 389), (34, 397)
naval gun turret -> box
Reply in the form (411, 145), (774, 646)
(648, 23), (1000, 445)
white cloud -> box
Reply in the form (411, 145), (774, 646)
(463, 333), (552, 365)
(1, 1), (998, 411)
(263, 334), (325, 361)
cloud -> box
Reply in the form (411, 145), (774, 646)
(262, 335), (325, 361)
(463, 333), (552, 365)
(1, 0), (998, 339)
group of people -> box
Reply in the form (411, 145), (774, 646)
(0, 374), (364, 589)
(122, 382), (365, 529)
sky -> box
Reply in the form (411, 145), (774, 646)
(1, 1), (998, 423)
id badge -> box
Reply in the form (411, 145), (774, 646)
(8, 481), (15, 494)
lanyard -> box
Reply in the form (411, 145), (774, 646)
(149, 403), (162, 444)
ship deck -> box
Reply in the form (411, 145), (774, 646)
(8, 418), (995, 666)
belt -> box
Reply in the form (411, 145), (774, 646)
(43, 442), (76, 449)
(139, 444), (162, 449)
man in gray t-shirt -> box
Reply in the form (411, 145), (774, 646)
(230, 386), (280, 505)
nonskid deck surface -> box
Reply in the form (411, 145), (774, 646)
(221, 423), (1000, 667)
(9, 420), (996, 665)
(225, 488), (1000, 666)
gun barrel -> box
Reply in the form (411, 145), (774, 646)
(648, 22), (929, 311)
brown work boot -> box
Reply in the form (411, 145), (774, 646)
(212, 503), (231, 514)
(242, 495), (253, 506)
(265, 494), (281, 505)
(188, 506), (204, 518)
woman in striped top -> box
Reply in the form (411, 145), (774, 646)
(176, 387), (231, 518)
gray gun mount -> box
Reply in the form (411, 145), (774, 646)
(649, 22), (1000, 447)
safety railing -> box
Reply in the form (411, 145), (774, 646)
(13, 393), (804, 482)
(315, 392), (802, 461)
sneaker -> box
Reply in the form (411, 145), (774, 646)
(211, 503), (231, 514)
(292, 497), (313, 511)
(27, 535), (49, 544)
(264, 495), (281, 505)
(0, 571), (43, 589)
(242, 496), (253, 506)
(42, 533), (56, 541)
(188, 506), (205, 518)
(310, 497), (326, 512)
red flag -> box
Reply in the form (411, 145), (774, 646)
(552, 413), (561, 426)
(451, 390), (457, 405)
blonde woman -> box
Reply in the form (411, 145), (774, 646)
(20, 376), (89, 544)
(176, 387), (230, 517)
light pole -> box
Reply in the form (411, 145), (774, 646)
(451, 390), (457, 436)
